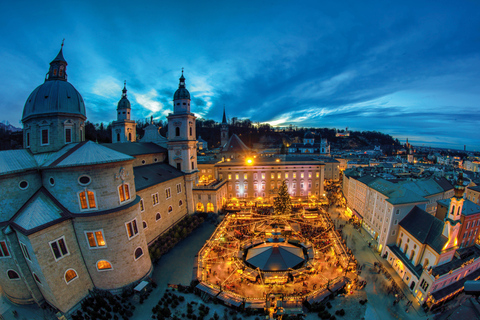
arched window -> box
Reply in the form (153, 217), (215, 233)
(53, 68), (57, 76)
(410, 250), (415, 262)
(451, 205), (455, 215)
(175, 127), (180, 136)
(156, 213), (161, 221)
(97, 260), (113, 271)
(118, 183), (130, 203)
(189, 127), (192, 136)
(207, 203), (214, 213)
(143, 221), (147, 229)
(134, 247), (143, 260)
(423, 259), (429, 269)
(78, 189), (97, 210)
(197, 203), (204, 212)
(117, 133), (120, 142)
(59, 66), (64, 77)
(7, 270), (19, 280)
(404, 244), (408, 254)
(128, 133), (132, 141)
(168, 206), (173, 213)
(65, 269), (78, 284)
(398, 239), (403, 249)
(179, 200), (183, 206)
(33, 273), (41, 284)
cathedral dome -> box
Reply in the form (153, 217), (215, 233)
(22, 80), (86, 122)
(22, 45), (86, 122)
(173, 73), (190, 100)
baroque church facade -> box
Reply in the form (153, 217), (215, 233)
(0, 46), (204, 315)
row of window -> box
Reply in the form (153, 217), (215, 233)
(78, 183), (132, 211)
(227, 172), (319, 180)
(25, 128), (81, 148)
(149, 185), (182, 207)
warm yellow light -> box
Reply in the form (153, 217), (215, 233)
(275, 159), (280, 162)
(246, 158), (253, 165)
(226, 158), (231, 162)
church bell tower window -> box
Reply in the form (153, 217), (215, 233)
(176, 127), (180, 136)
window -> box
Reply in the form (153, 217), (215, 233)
(118, 184), (130, 203)
(50, 237), (69, 261)
(85, 230), (106, 248)
(125, 219), (139, 239)
(244, 184), (248, 190)
(293, 173), (296, 178)
(97, 260), (113, 271)
(179, 200), (183, 206)
(20, 242), (31, 261)
(277, 173), (281, 179)
(41, 129), (49, 145)
(176, 183), (182, 194)
(420, 279), (429, 291)
(156, 213), (161, 221)
(65, 128), (72, 143)
(0, 241), (10, 258)
(134, 247), (144, 260)
(143, 221), (147, 229)
(301, 173), (304, 178)
(152, 193), (159, 206)
(236, 174), (240, 180)
(140, 199), (144, 212)
(175, 127), (180, 136)
(177, 163), (181, 170)
(79, 175), (91, 185)
(244, 174), (248, 179)
(33, 273), (41, 284)
(7, 270), (19, 280)
(165, 188), (171, 199)
(316, 172), (319, 178)
(19, 180), (29, 190)
(26, 132), (30, 147)
(396, 209), (400, 215)
(394, 219), (398, 225)
(168, 205), (173, 213)
(49, 177), (55, 186)
(79, 189), (96, 210)
(228, 174), (232, 180)
(65, 269), (78, 284)
(285, 173), (288, 179)
(308, 172), (312, 178)
(271, 173), (275, 179)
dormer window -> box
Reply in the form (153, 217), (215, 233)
(53, 69), (57, 76)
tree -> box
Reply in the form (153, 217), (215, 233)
(273, 180), (292, 215)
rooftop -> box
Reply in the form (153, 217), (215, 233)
(134, 163), (184, 191)
(103, 142), (167, 156)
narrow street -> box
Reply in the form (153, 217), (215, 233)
(329, 206), (430, 320)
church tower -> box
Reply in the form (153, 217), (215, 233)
(220, 106), (228, 147)
(442, 173), (465, 251)
(167, 71), (197, 214)
(112, 82), (136, 142)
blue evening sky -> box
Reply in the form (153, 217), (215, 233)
(1, 1), (479, 150)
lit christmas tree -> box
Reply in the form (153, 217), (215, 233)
(273, 180), (292, 215)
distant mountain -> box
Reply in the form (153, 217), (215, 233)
(0, 121), (21, 132)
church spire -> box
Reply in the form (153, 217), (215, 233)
(122, 80), (128, 98)
(222, 105), (227, 124)
(46, 40), (68, 81)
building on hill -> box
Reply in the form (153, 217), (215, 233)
(288, 131), (330, 156)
